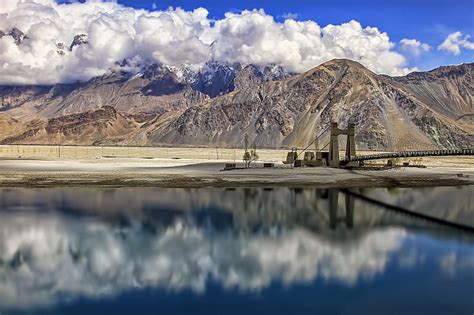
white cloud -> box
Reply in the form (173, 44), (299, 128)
(439, 252), (474, 276)
(400, 38), (430, 57)
(438, 31), (474, 55)
(0, 0), (23, 14)
(0, 1), (414, 85)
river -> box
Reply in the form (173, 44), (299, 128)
(0, 186), (472, 314)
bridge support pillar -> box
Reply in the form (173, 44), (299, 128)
(345, 123), (356, 161)
(328, 122), (358, 168)
(329, 122), (340, 168)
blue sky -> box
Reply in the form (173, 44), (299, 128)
(115, 0), (474, 71)
(2, 0), (473, 85)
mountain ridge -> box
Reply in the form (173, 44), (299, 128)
(0, 60), (293, 120)
(0, 59), (472, 149)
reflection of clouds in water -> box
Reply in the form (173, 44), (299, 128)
(0, 213), (406, 309)
(397, 248), (426, 268)
(439, 252), (474, 276)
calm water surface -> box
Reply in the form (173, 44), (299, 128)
(0, 186), (473, 315)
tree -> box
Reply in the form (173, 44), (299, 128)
(243, 134), (259, 167)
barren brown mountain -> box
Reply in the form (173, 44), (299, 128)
(1, 59), (473, 149)
(0, 61), (290, 120)
(149, 59), (473, 149)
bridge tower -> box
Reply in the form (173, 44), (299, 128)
(329, 123), (340, 168)
(345, 123), (356, 161)
(329, 122), (357, 168)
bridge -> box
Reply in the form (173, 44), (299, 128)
(298, 122), (473, 168)
(341, 148), (474, 164)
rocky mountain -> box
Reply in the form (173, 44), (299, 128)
(146, 59), (473, 149)
(0, 27), (29, 44)
(0, 113), (25, 141)
(191, 61), (294, 97)
(0, 59), (473, 149)
(0, 27), (292, 119)
(69, 34), (89, 51)
(0, 61), (292, 120)
(0, 106), (144, 146)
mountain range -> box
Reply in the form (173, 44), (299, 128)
(0, 57), (472, 149)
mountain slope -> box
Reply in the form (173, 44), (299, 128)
(0, 60), (472, 149)
(0, 67), (208, 120)
(392, 63), (473, 120)
(0, 113), (25, 141)
(0, 106), (145, 145)
(147, 59), (473, 149)
(0, 61), (292, 120)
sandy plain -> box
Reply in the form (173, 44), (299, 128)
(0, 145), (473, 188)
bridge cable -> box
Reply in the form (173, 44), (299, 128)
(341, 188), (474, 233)
(319, 142), (330, 151)
(295, 126), (330, 160)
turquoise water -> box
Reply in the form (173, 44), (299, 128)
(0, 186), (472, 315)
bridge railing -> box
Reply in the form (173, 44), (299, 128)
(342, 148), (473, 162)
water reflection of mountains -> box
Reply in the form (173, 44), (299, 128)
(0, 187), (472, 310)
(0, 187), (472, 238)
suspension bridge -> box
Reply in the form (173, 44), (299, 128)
(295, 122), (473, 168)
(341, 148), (474, 164)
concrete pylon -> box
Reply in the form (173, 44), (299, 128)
(314, 130), (319, 154)
(328, 122), (357, 168)
(329, 122), (340, 168)
(345, 123), (356, 161)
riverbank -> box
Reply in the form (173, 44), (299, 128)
(0, 157), (472, 188)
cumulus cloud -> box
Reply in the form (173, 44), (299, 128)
(400, 38), (430, 57)
(0, 0), (414, 85)
(438, 31), (474, 55)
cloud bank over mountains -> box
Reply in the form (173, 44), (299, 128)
(0, 0), (430, 85)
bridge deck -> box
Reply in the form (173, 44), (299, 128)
(342, 149), (474, 163)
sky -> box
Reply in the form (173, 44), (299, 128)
(118, 0), (474, 70)
(0, 0), (473, 85)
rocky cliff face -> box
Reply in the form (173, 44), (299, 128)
(0, 59), (472, 149)
(0, 27), (28, 44)
(392, 63), (473, 120)
(0, 60), (291, 121)
(191, 61), (294, 97)
(0, 106), (144, 145)
(69, 34), (89, 51)
(0, 67), (206, 119)
(148, 59), (473, 149)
